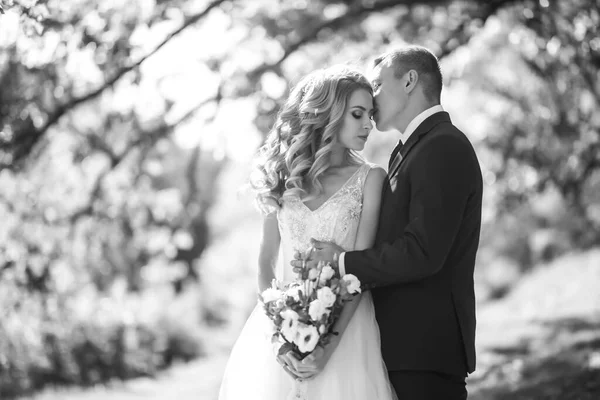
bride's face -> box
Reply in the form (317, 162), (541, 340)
(336, 89), (374, 151)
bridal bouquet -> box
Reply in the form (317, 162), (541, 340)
(258, 250), (362, 361)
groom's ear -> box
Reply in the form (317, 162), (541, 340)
(404, 70), (419, 93)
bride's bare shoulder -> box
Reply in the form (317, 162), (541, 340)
(364, 164), (387, 186)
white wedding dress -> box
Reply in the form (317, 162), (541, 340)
(218, 163), (396, 400)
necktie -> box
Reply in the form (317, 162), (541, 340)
(388, 141), (404, 173)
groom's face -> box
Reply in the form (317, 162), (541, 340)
(369, 64), (408, 132)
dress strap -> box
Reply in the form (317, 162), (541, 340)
(355, 163), (373, 191)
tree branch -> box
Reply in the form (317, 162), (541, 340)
(247, 0), (416, 79)
(8, 0), (229, 169)
(248, 0), (521, 80)
(65, 84), (224, 225)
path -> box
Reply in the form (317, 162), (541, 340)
(22, 249), (600, 400)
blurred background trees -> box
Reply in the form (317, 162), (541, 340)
(0, 0), (598, 397)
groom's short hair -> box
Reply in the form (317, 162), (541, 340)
(373, 46), (443, 103)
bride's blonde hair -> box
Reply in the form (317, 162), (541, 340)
(251, 65), (373, 212)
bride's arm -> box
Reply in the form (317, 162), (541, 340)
(353, 167), (387, 253)
(329, 167), (386, 339)
(303, 167), (386, 373)
(257, 211), (281, 293)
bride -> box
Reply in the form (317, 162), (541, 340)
(218, 65), (396, 399)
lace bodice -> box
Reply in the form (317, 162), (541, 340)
(276, 163), (372, 283)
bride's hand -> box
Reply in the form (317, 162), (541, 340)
(290, 240), (344, 274)
(300, 345), (335, 379)
(309, 239), (344, 269)
(290, 248), (318, 272)
(278, 352), (311, 380)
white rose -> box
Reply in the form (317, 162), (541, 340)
(280, 309), (299, 342)
(285, 285), (304, 302)
(308, 299), (330, 321)
(316, 287), (336, 308)
(308, 268), (320, 281)
(318, 265), (336, 285)
(319, 264), (335, 286)
(294, 323), (320, 353)
(342, 274), (361, 294)
(280, 309), (299, 322)
(261, 287), (283, 303)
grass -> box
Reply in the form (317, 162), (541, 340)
(18, 248), (600, 400)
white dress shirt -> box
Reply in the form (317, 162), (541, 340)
(338, 105), (445, 276)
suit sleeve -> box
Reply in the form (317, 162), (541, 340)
(344, 133), (476, 287)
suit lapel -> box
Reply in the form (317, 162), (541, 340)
(388, 112), (451, 179)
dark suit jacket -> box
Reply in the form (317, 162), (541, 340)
(345, 111), (482, 377)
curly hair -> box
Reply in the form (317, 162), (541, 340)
(251, 65), (373, 212)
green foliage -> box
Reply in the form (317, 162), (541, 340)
(0, 277), (204, 398)
(0, 0), (224, 396)
(448, 0), (600, 286)
(0, 0), (598, 396)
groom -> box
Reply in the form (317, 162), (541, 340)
(291, 46), (483, 399)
